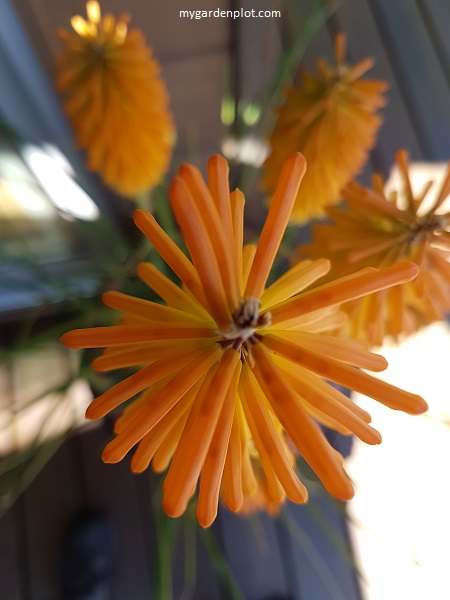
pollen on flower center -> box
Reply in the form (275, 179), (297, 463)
(217, 297), (272, 364)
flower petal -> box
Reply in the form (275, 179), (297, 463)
(197, 379), (237, 527)
(133, 209), (208, 308)
(86, 343), (215, 419)
(162, 350), (241, 518)
(177, 164), (239, 309)
(270, 262), (419, 323)
(240, 365), (308, 503)
(260, 259), (330, 310)
(101, 346), (222, 462)
(252, 343), (355, 501)
(221, 405), (245, 513)
(170, 176), (232, 326)
(262, 334), (428, 414)
(61, 322), (215, 349)
(245, 153), (306, 297)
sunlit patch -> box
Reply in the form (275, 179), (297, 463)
(347, 321), (450, 600)
(22, 145), (99, 221)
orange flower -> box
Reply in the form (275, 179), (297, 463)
(61, 153), (427, 526)
(263, 34), (388, 223)
(300, 150), (450, 346)
(56, 1), (175, 196)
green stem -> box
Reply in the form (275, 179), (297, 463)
(180, 507), (197, 600)
(199, 526), (246, 600)
(152, 481), (177, 600)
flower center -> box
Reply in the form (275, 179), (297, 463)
(406, 214), (445, 244)
(217, 297), (272, 365)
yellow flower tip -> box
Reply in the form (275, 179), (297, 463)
(86, 0), (101, 23)
(70, 16), (89, 36)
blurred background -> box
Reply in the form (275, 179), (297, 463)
(0, 0), (449, 599)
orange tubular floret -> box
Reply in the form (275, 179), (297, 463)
(101, 347), (222, 463)
(240, 366), (308, 503)
(197, 379), (237, 527)
(427, 160), (450, 214)
(152, 416), (188, 473)
(102, 291), (207, 323)
(91, 339), (204, 372)
(245, 153), (307, 298)
(395, 150), (415, 211)
(386, 284), (406, 337)
(279, 330), (388, 372)
(345, 183), (406, 219)
(347, 57), (375, 81)
(60, 323), (215, 349)
(274, 357), (373, 424)
(222, 411), (244, 512)
(163, 350), (241, 520)
(299, 401), (352, 436)
(252, 344), (354, 501)
(177, 163), (239, 309)
(347, 236), (403, 263)
(262, 334), (428, 414)
(137, 262), (212, 319)
(270, 261), (419, 323)
(230, 189), (245, 293)
(133, 210), (208, 309)
(334, 32), (346, 66)
(240, 426), (257, 497)
(170, 177), (231, 326)
(259, 453), (286, 506)
(242, 244), (256, 294)
(207, 155), (234, 243)
(86, 344), (213, 419)
(280, 368), (382, 445)
(260, 259), (330, 310)
(130, 386), (196, 473)
(114, 379), (173, 434)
